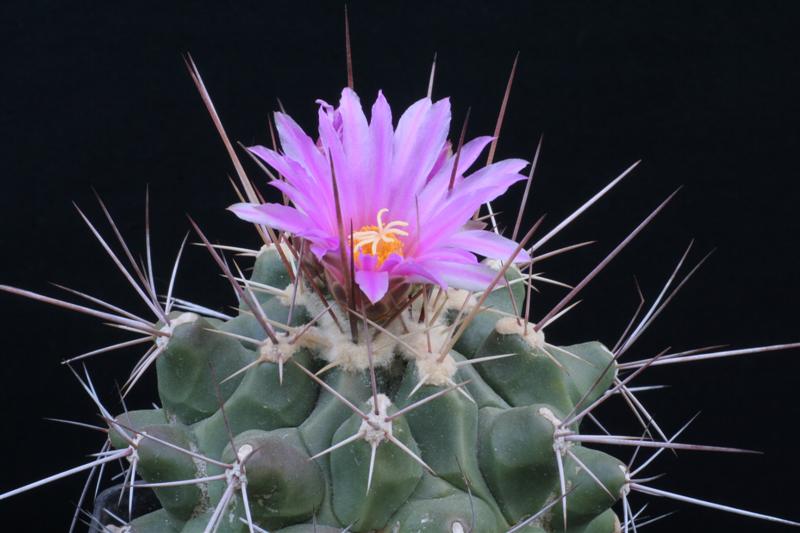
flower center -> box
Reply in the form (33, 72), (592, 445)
(351, 208), (409, 267)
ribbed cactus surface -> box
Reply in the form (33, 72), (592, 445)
(107, 245), (625, 533)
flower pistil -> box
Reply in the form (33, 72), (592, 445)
(351, 208), (408, 267)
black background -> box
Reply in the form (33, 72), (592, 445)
(2, 2), (799, 531)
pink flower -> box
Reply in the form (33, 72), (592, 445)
(230, 88), (530, 304)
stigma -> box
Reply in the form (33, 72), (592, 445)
(351, 208), (409, 266)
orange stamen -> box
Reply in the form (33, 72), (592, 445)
(351, 208), (408, 267)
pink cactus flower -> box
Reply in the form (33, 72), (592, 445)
(230, 88), (530, 303)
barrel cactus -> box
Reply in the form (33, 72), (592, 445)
(1, 48), (798, 533)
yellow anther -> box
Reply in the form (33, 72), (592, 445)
(351, 209), (408, 266)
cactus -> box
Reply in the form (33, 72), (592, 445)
(82, 242), (631, 533)
(2, 40), (800, 533)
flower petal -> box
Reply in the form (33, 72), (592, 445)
(274, 111), (328, 180)
(391, 260), (446, 287)
(427, 142), (451, 184)
(228, 203), (334, 250)
(450, 158), (528, 201)
(420, 135), (494, 210)
(418, 172), (527, 249)
(449, 230), (531, 263)
(413, 191), (495, 253)
(339, 88), (373, 223)
(390, 97), (451, 216)
(359, 253), (379, 271)
(318, 104), (359, 225)
(381, 253), (404, 271)
(431, 261), (497, 292)
(228, 202), (304, 230)
(248, 145), (336, 231)
(355, 269), (389, 303)
(370, 91), (394, 211)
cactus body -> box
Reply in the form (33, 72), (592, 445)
(109, 246), (625, 532)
